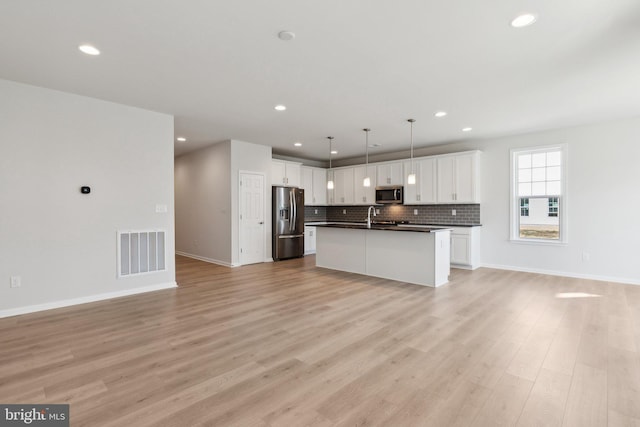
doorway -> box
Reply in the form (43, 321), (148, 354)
(239, 172), (265, 265)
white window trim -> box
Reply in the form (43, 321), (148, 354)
(510, 143), (568, 245)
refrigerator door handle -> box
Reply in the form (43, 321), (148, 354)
(289, 191), (295, 232)
(292, 191), (297, 230)
(279, 234), (304, 239)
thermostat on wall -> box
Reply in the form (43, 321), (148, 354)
(81, 186), (91, 194)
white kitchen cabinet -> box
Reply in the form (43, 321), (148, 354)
(376, 162), (404, 186)
(403, 157), (437, 204)
(436, 152), (479, 203)
(301, 167), (313, 204)
(312, 167), (327, 205)
(449, 226), (481, 269)
(272, 160), (301, 187)
(333, 167), (355, 205)
(353, 165), (377, 205)
(300, 166), (327, 205)
(304, 226), (317, 254)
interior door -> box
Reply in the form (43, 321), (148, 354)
(240, 172), (265, 265)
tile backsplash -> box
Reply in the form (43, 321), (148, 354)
(304, 206), (328, 222)
(305, 204), (480, 225)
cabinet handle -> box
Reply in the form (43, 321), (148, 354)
(313, 197), (316, 203)
(417, 194), (420, 201)
(341, 197), (344, 203)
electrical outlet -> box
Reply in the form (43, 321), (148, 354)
(451, 209), (456, 216)
(342, 209), (346, 214)
(314, 209), (318, 214)
(376, 209), (380, 214)
(413, 209), (418, 215)
(10, 276), (21, 288)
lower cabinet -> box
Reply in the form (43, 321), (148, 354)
(449, 227), (481, 269)
(304, 226), (317, 255)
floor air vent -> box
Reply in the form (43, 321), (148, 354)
(118, 230), (166, 277)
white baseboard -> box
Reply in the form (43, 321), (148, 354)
(481, 263), (640, 286)
(0, 282), (178, 319)
(175, 251), (240, 268)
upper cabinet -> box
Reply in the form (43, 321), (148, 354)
(301, 166), (327, 206)
(353, 165), (377, 205)
(272, 160), (301, 187)
(403, 157), (437, 204)
(275, 150), (479, 206)
(333, 167), (355, 205)
(376, 162), (404, 186)
(436, 152), (479, 203)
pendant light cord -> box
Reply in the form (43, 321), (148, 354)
(364, 129), (370, 166)
(408, 119), (415, 173)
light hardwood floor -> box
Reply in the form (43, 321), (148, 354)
(1, 255), (640, 426)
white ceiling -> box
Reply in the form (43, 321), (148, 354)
(2, 0), (640, 161)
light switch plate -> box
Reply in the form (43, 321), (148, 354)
(452, 209), (456, 216)
(10, 276), (21, 288)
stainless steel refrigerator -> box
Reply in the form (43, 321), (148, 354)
(272, 186), (305, 261)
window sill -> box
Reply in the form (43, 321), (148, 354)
(510, 238), (568, 247)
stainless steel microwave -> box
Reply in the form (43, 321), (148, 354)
(375, 186), (403, 204)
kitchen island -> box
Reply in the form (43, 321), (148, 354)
(315, 223), (451, 287)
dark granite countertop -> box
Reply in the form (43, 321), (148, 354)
(314, 222), (450, 233)
(305, 221), (481, 227)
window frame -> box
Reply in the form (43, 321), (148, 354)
(510, 144), (568, 245)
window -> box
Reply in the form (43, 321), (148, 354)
(520, 198), (529, 216)
(548, 197), (558, 217)
(511, 144), (567, 243)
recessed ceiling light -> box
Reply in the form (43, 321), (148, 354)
(275, 105), (287, 111)
(78, 44), (100, 55)
(511, 14), (537, 28)
(278, 31), (296, 41)
(294, 142), (302, 147)
(434, 111), (447, 118)
(462, 127), (473, 132)
(331, 150), (338, 154)
(176, 137), (187, 142)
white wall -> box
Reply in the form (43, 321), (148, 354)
(174, 139), (272, 266)
(174, 140), (232, 265)
(0, 79), (176, 316)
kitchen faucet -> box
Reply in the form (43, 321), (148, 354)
(367, 205), (377, 228)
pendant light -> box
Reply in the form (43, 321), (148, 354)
(407, 119), (416, 185)
(363, 128), (371, 187)
(327, 136), (335, 190)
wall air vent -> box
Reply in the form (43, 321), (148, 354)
(118, 230), (166, 277)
